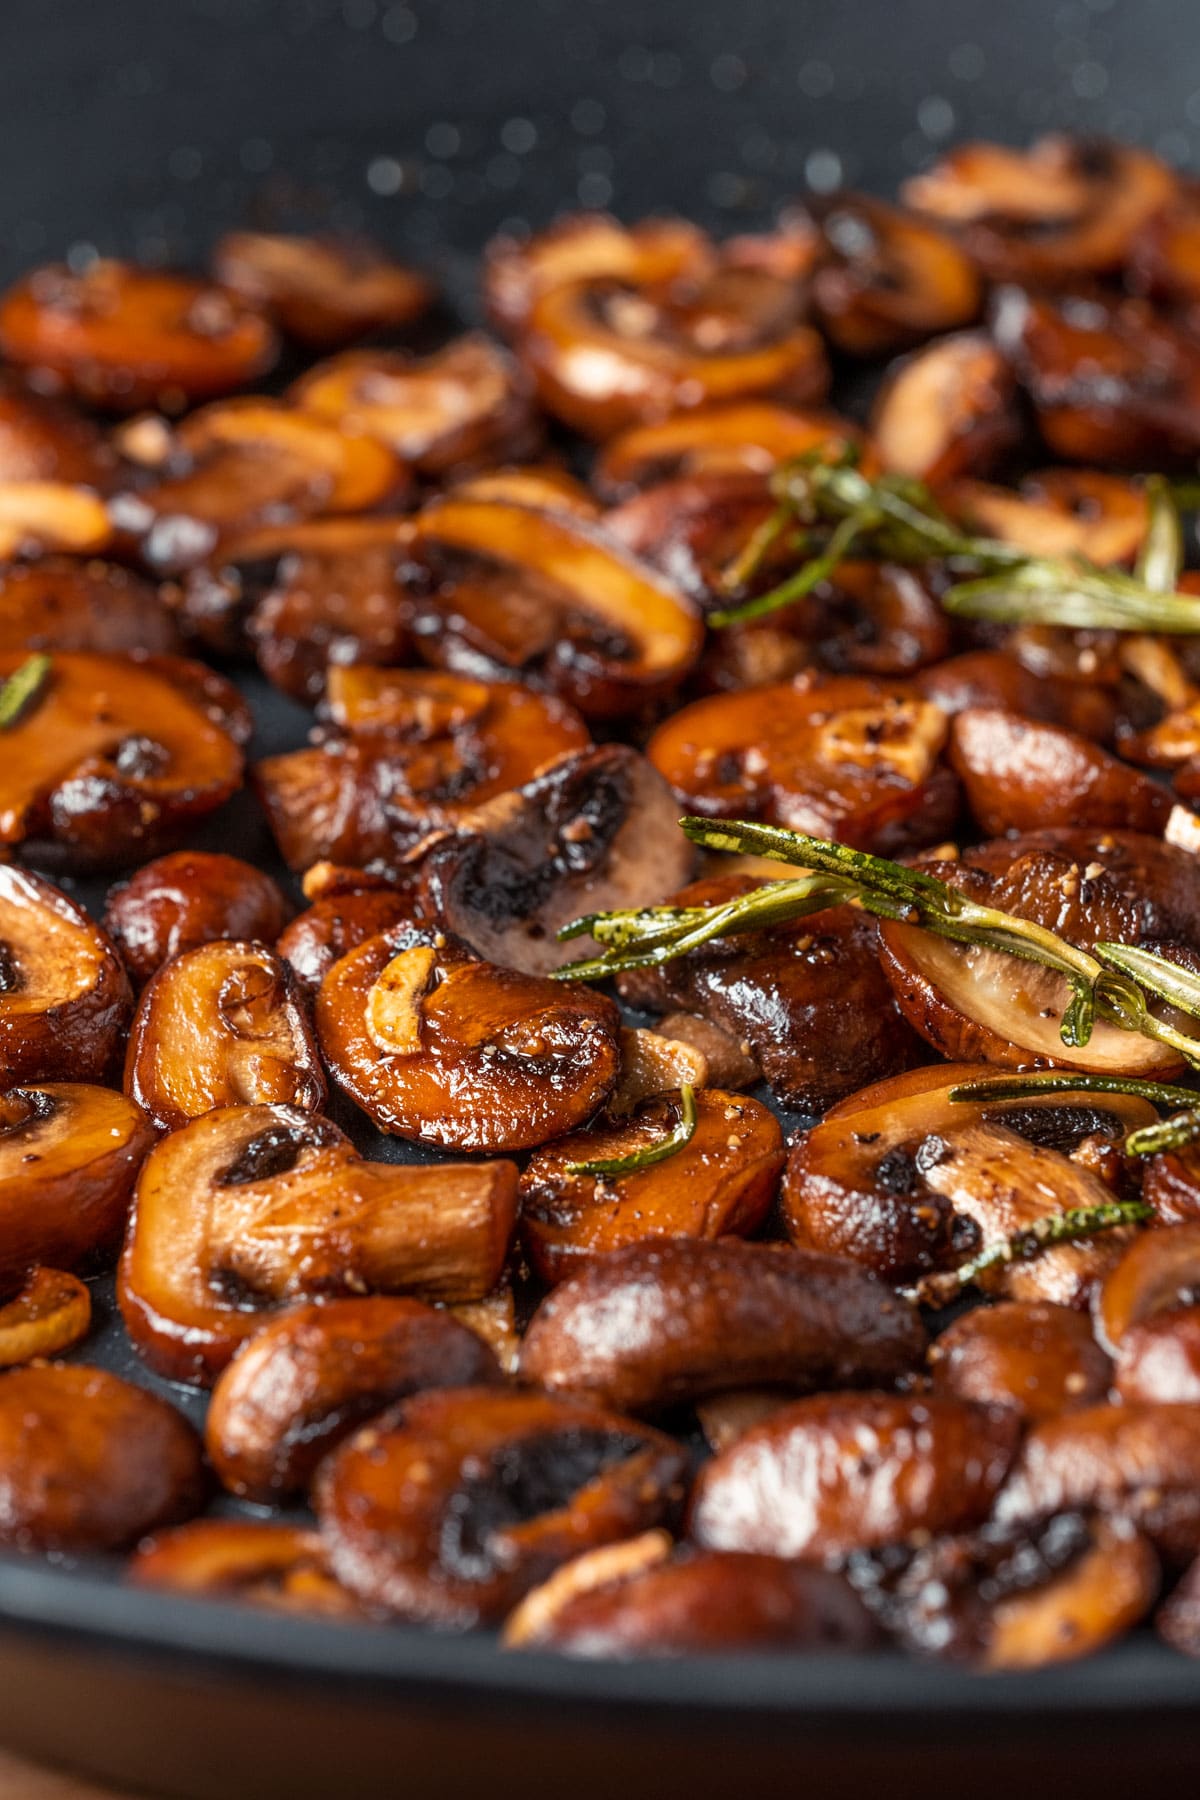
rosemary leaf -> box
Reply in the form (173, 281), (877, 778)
(1136, 476), (1185, 594)
(947, 1072), (1200, 1108)
(708, 506), (874, 628)
(1097, 943), (1200, 1022)
(908, 1199), (1153, 1308)
(0, 653), (52, 730)
(565, 1084), (697, 1178)
(1126, 1107), (1200, 1157)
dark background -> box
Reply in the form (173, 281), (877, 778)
(0, 0), (1197, 306)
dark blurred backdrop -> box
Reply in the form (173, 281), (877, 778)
(0, 0), (1195, 297)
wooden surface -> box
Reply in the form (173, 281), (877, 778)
(0, 1748), (156, 1799)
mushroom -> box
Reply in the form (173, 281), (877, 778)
(314, 1387), (687, 1626)
(519, 1092), (785, 1285)
(130, 1520), (361, 1619)
(315, 922), (621, 1151)
(417, 744), (695, 976)
(519, 1238), (926, 1415)
(948, 708), (1172, 837)
(1157, 1551), (1200, 1656)
(205, 1295), (503, 1500)
(483, 213), (714, 334)
(869, 332), (1021, 482)
(928, 1301), (1113, 1421)
(1091, 1223), (1200, 1401)
(0, 558), (180, 656)
(938, 468), (1149, 565)
(0, 1363), (204, 1551)
(118, 1102), (519, 1383)
(212, 231), (433, 348)
(916, 649), (1118, 743)
(803, 192), (981, 356)
(0, 869), (132, 1083)
(0, 650), (248, 867)
(0, 373), (115, 485)
(0, 260), (277, 409)
(278, 885), (423, 1001)
(783, 1061), (1157, 1284)
(605, 468), (793, 612)
(124, 940), (326, 1132)
(407, 492), (703, 719)
(593, 402), (867, 498)
(688, 1392), (1020, 1560)
(104, 851), (291, 986)
(290, 336), (539, 476)
(0, 1268), (90, 1366)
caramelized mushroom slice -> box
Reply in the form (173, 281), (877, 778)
(315, 923), (620, 1151)
(605, 468), (791, 613)
(418, 744), (694, 975)
(131, 1520), (361, 1619)
(646, 675), (955, 853)
(804, 192), (981, 356)
(505, 1538), (877, 1657)
(125, 940), (325, 1132)
(1093, 1224), (1200, 1401)
(869, 332), (1020, 482)
(0, 1363), (204, 1551)
(278, 885), (423, 1000)
(0, 558), (179, 656)
(593, 403), (867, 498)
(938, 469), (1149, 565)
(0, 481), (110, 560)
(0, 869), (131, 1083)
(929, 1301), (1113, 1422)
(783, 1062), (1156, 1283)
(213, 231), (433, 347)
(483, 213), (714, 333)
(0, 260), (277, 409)
(105, 851), (291, 986)
(0, 1267), (90, 1366)
(291, 337), (538, 476)
(904, 136), (1177, 285)
(689, 1393), (1019, 1560)
(315, 1387), (687, 1626)
(0, 373), (114, 485)
(519, 1092), (784, 1285)
(917, 648), (1117, 743)
(520, 1239), (926, 1415)
(206, 1295), (502, 1500)
(119, 1103), (519, 1382)
(0, 650), (247, 867)
(948, 708), (1171, 837)
(0, 1083), (154, 1287)
(408, 494), (703, 719)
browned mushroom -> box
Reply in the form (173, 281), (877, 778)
(0, 1362), (204, 1551)
(938, 469), (1149, 565)
(519, 1238), (926, 1415)
(1092, 1224), (1200, 1401)
(0, 558), (179, 656)
(519, 1092), (784, 1285)
(213, 231), (433, 348)
(278, 884), (423, 1001)
(104, 851), (291, 987)
(0, 869), (132, 1083)
(869, 332), (1020, 482)
(593, 402), (867, 499)
(0, 260), (277, 410)
(0, 650), (248, 867)
(0, 1267), (90, 1364)
(928, 1301), (1112, 1421)
(803, 192), (981, 357)
(205, 1295), (503, 1500)
(314, 1386), (687, 1626)
(124, 940), (325, 1132)
(315, 921), (621, 1151)
(130, 1519), (362, 1618)
(483, 213), (714, 334)
(948, 708), (1172, 837)
(916, 648), (1118, 743)
(119, 1102), (519, 1383)
(0, 373), (114, 485)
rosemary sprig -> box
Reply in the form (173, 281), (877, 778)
(908, 1199), (1154, 1308)
(0, 654), (51, 730)
(565, 1084), (697, 1177)
(1126, 1108), (1200, 1157)
(946, 1071), (1200, 1109)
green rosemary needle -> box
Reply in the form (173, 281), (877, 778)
(946, 1071), (1200, 1109)
(1126, 1107), (1200, 1157)
(0, 653), (52, 731)
(564, 1084), (698, 1177)
(907, 1199), (1154, 1308)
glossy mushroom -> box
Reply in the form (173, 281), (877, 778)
(0, 868), (132, 1083)
(130, 1520), (361, 1619)
(104, 851), (291, 986)
(869, 332), (1020, 483)
(804, 192), (981, 356)
(213, 231), (433, 347)
(929, 1301), (1113, 1422)
(0, 558), (179, 656)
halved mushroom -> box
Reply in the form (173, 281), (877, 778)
(783, 1061), (1157, 1284)
(205, 1295), (503, 1500)
(315, 922), (621, 1151)
(519, 1092), (784, 1285)
(314, 1386), (687, 1626)
(0, 1083), (154, 1288)
(0, 558), (179, 656)
(904, 136), (1177, 285)
(0, 373), (114, 485)
(0, 1267), (91, 1366)
(615, 874), (925, 1113)
(449, 463), (598, 517)
(0, 260), (277, 409)
(0, 869), (132, 1083)
(961, 826), (1200, 948)
(0, 480), (110, 560)
(1092, 1223), (1200, 1402)
(124, 941), (325, 1132)
(119, 1102), (519, 1382)
(803, 192), (981, 357)
(254, 671), (590, 871)
(407, 493), (703, 719)
(869, 332), (1020, 482)
(646, 675), (956, 853)
(916, 649), (1118, 743)
(418, 744), (694, 975)
(291, 336), (538, 476)
(213, 231), (433, 347)
(689, 1392), (1020, 1560)
(605, 468), (791, 614)
(938, 469), (1149, 565)
(105, 851), (291, 987)
(0, 650), (248, 867)
(278, 883), (424, 1000)
(929, 1301), (1113, 1422)
(130, 1520), (361, 1619)
(593, 402), (867, 499)
(0, 1363), (204, 1551)
(948, 708), (1172, 837)
(483, 213), (714, 334)
(520, 1238), (926, 1415)
(504, 1537), (877, 1656)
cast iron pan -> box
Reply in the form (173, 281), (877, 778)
(0, 2), (1199, 1794)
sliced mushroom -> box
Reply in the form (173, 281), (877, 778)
(0, 1363), (204, 1551)
(519, 1092), (784, 1285)
(124, 940), (326, 1132)
(105, 851), (291, 986)
(804, 192), (981, 356)
(483, 213), (714, 334)
(689, 1392), (1019, 1560)
(948, 708), (1171, 837)
(0, 480), (110, 560)
(315, 922), (621, 1151)
(130, 1520), (362, 1619)
(119, 1102), (519, 1382)
(205, 1295), (503, 1500)
(0, 260), (277, 409)
(520, 1238), (926, 1415)
(929, 1301), (1112, 1421)
(0, 1267), (90, 1366)
(315, 1386), (687, 1626)
(0, 558), (179, 656)
(418, 744), (694, 975)
(0, 869), (132, 1083)
(278, 884), (423, 1000)
(0, 373), (115, 485)
(593, 402), (867, 498)
(916, 648), (1118, 743)
(213, 231), (433, 347)
(938, 468), (1149, 565)
(869, 332), (1020, 482)
(605, 468), (792, 613)
(0, 650), (248, 867)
